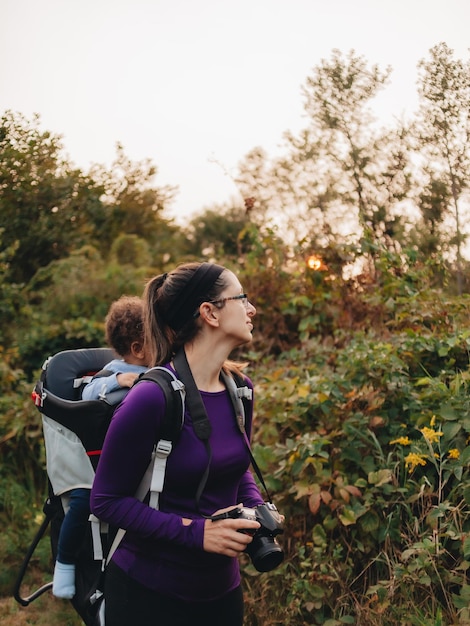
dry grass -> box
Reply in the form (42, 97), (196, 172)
(1, 566), (83, 626)
(0, 592), (83, 626)
(0, 594), (83, 626)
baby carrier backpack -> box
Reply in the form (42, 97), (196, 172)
(13, 347), (185, 626)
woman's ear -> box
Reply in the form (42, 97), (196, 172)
(198, 302), (219, 327)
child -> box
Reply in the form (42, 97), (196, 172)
(52, 295), (148, 599)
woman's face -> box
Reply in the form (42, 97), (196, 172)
(215, 271), (256, 346)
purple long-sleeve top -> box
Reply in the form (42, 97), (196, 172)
(90, 367), (264, 602)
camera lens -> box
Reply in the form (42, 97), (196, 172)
(248, 536), (284, 572)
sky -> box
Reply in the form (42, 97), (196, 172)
(2, 0), (469, 223)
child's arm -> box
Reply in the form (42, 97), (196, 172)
(82, 372), (121, 401)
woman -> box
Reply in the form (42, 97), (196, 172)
(90, 262), (264, 626)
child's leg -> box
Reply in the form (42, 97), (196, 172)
(53, 488), (90, 599)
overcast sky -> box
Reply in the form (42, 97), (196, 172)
(2, 0), (469, 222)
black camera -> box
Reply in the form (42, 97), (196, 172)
(216, 502), (284, 572)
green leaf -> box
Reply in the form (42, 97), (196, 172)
(359, 510), (380, 533)
(338, 507), (357, 526)
(312, 524), (327, 547)
(463, 536), (470, 560)
(415, 377), (432, 386)
(460, 447), (470, 465)
(442, 421), (462, 440)
(307, 584), (327, 600)
(368, 469), (393, 486)
(438, 405), (459, 421)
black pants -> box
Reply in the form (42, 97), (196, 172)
(104, 561), (244, 626)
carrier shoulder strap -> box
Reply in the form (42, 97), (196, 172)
(173, 350), (212, 440)
(135, 366), (186, 509)
(91, 366), (186, 569)
(173, 349), (214, 511)
(137, 366), (186, 442)
(220, 369), (252, 433)
(172, 349), (272, 508)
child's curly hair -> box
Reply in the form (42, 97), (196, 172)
(105, 296), (144, 357)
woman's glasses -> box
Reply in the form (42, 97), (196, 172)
(208, 293), (249, 308)
(193, 293), (249, 318)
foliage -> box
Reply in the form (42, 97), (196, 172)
(235, 45), (470, 286)
(0, 231), (25, 346)
(0, 112), (181, 286)
(5, 224), (470, 624)
(0, 348), (49, 596)
(236, 49), (414, 262)
(15, 243), (166, 375)
(0, 111), (104, 283)
(185, 203), (250, 258)
(242, 285), (470, 625)
(86, 143), (182, 262)
(414, 42), (470, 294)
(2, 43), (470, 626)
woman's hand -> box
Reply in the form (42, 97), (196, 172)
(202, 504), (260, 557)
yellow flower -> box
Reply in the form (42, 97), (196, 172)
(430, 415), (436, 427)
(448, 448), (460, 460)
(404, 452), (427, 473)
(390, 436), (412, 446)
(288, 452), (299, 464)
(420, 427), (443, 444)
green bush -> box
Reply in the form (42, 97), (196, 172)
(244, 292), (470, 624)
(3, 236), (470, 625)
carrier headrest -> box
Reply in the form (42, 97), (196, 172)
(44, 348), (117, 400)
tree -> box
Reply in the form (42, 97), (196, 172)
(412, 176), (450, 258)
(88, 144), (182, 262)
(0, 230), (24, 345)
(236, 50), (414, 272)
(184, 203), (250, 258)
(0, 111), (104, 283)
(297, 49), (414, 248)
(0, 113), (184, 282)
(415, 43), (470, 294)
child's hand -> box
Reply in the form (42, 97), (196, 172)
(116, 372), (139, 388)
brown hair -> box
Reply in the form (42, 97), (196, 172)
(105, 296), (144, 357)
(143, 262), (229, 366)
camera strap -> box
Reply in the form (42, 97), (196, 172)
(173, 349), (273, 511)
(221, 370), (273, 503)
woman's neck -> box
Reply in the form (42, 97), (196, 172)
(183, 342), (226, 392)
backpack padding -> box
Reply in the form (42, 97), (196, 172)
(34, 348), (124, 455)
(44, 348), (117, 400)
(134, 367), (185, 444)
(36, 394), (115, 456)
